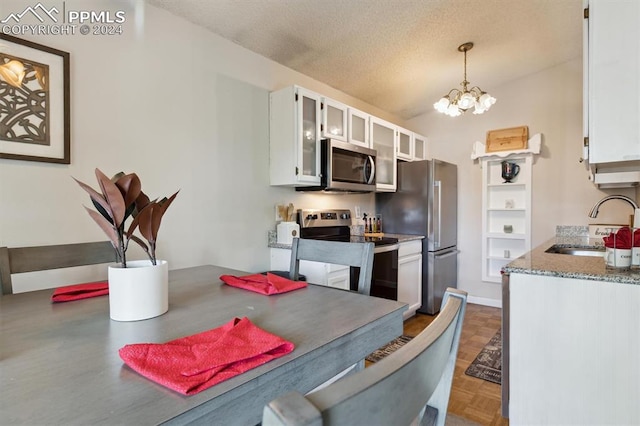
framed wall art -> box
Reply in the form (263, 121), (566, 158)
(0, 34), (70, 164)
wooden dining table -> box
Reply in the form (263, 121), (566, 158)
(0, 265), (407, 425)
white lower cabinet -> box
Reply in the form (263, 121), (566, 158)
(271, 240), (423, 316)
(269, 248), (350, 290)
(325, 267), (350, 290)
(509, 272), (640, 425)
(397, 240), (422, 319)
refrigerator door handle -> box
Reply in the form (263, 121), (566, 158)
(434, 180), (441, 249)
(433, 249), (459, 259)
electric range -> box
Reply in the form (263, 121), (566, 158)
(297, 209), (399, 300)
(297, 209), (398, 246)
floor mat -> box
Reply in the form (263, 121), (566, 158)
(464, 329), (502, 384)
(365, 335), (413, 363)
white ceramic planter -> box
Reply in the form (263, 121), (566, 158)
(108, 260), (168, 321)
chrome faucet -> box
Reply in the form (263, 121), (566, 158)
(588, 195), (640, 218)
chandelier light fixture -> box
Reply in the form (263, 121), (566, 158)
(434, 42), (496, 117)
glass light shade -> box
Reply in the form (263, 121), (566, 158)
(472, 103), (486, 114)
(0, 60), (26, 88)
(458, 92), (476, 110)
(478, 93), (496, 109)
(446, 104), (461, 117)
(434, 97), (450, 113)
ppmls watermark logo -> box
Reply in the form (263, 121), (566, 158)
(1, 2), (127, 36)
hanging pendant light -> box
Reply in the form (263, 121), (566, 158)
(434, 42), (496, 117)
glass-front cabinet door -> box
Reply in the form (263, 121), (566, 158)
(348, 107), (370, 148)
(370, 116), (397, 191)
(297, 87), (322, 181)
(414, 134), (427, 160)
(397, 127), (413, 161)
(321, 98), (347, 141)
(269, 85), (321, 186)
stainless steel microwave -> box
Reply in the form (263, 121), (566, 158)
(298, 139), (376, 193)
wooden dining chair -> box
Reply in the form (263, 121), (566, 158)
(263, 287), (468, 426)
(0, 241), (116, 296)
(289, 237), (375, 296)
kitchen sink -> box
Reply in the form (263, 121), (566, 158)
(545, 245), (605, 257)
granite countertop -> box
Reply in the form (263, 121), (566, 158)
(375, 233), (424, 243)
(267, 231), (423, 249)
(504, 235), (640, 285)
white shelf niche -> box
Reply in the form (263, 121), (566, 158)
(481, 154), (533, 283)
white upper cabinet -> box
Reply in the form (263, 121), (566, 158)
(270, 86), (321, 186)
(413, 133), (428, 161)
(321, 98), (348, 141)
(370, 116), (397, 191)
(585, 0), (640, 165)
(348, 107), (370, 148)
(396, 127), (413, 161)
(270, 85), (427, 190)
(396, 128), (429, 162)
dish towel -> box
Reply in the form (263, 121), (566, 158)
(119, 316), (295, 395)
(51, 281), (109, 303)
(219, 272), (307, 295)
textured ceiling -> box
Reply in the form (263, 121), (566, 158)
(148, 0), (583, 120)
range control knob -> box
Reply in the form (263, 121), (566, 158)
(306, 214), (318, 220)
(340, 213), (350, 220)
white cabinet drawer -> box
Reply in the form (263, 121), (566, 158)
(326, 263), (349, 273)
(399, 240), (422, 257)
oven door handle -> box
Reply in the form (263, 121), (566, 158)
(374, 243), (399, 254)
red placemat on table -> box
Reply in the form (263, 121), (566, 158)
(119, 317), (294, 395)
(219, 273), (307, 295)
(51, 281), (109, 303)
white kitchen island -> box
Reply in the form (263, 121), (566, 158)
(504, 236), (640, 425)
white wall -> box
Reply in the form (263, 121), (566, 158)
(0, 0), (390, 292)
(408, 58), (636, 303)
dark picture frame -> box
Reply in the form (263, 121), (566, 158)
(0, 34), (70, 164)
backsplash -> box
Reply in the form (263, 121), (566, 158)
(556, 225), (588, 237)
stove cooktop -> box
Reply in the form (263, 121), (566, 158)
(297, 209), (398, 247)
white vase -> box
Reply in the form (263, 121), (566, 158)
(108, 260), (168, 321)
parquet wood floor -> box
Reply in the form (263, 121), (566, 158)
(403, 303), (509, 426)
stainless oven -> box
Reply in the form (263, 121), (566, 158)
(297, 139), (376, 193)
(297, 209), (399, 299)
(351, 243), (399, 300)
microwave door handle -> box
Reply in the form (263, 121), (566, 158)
(366, 155), (376, 184)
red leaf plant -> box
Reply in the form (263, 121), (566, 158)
(75, 168), (179, 267)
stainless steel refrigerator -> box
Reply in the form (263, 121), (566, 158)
(376, 159), (458, 315)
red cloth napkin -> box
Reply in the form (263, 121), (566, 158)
(51, 281), (109, 303)
(603, 227), (632, 249)
(119, 317), (294, 395)
(219, 273), (307, 295)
